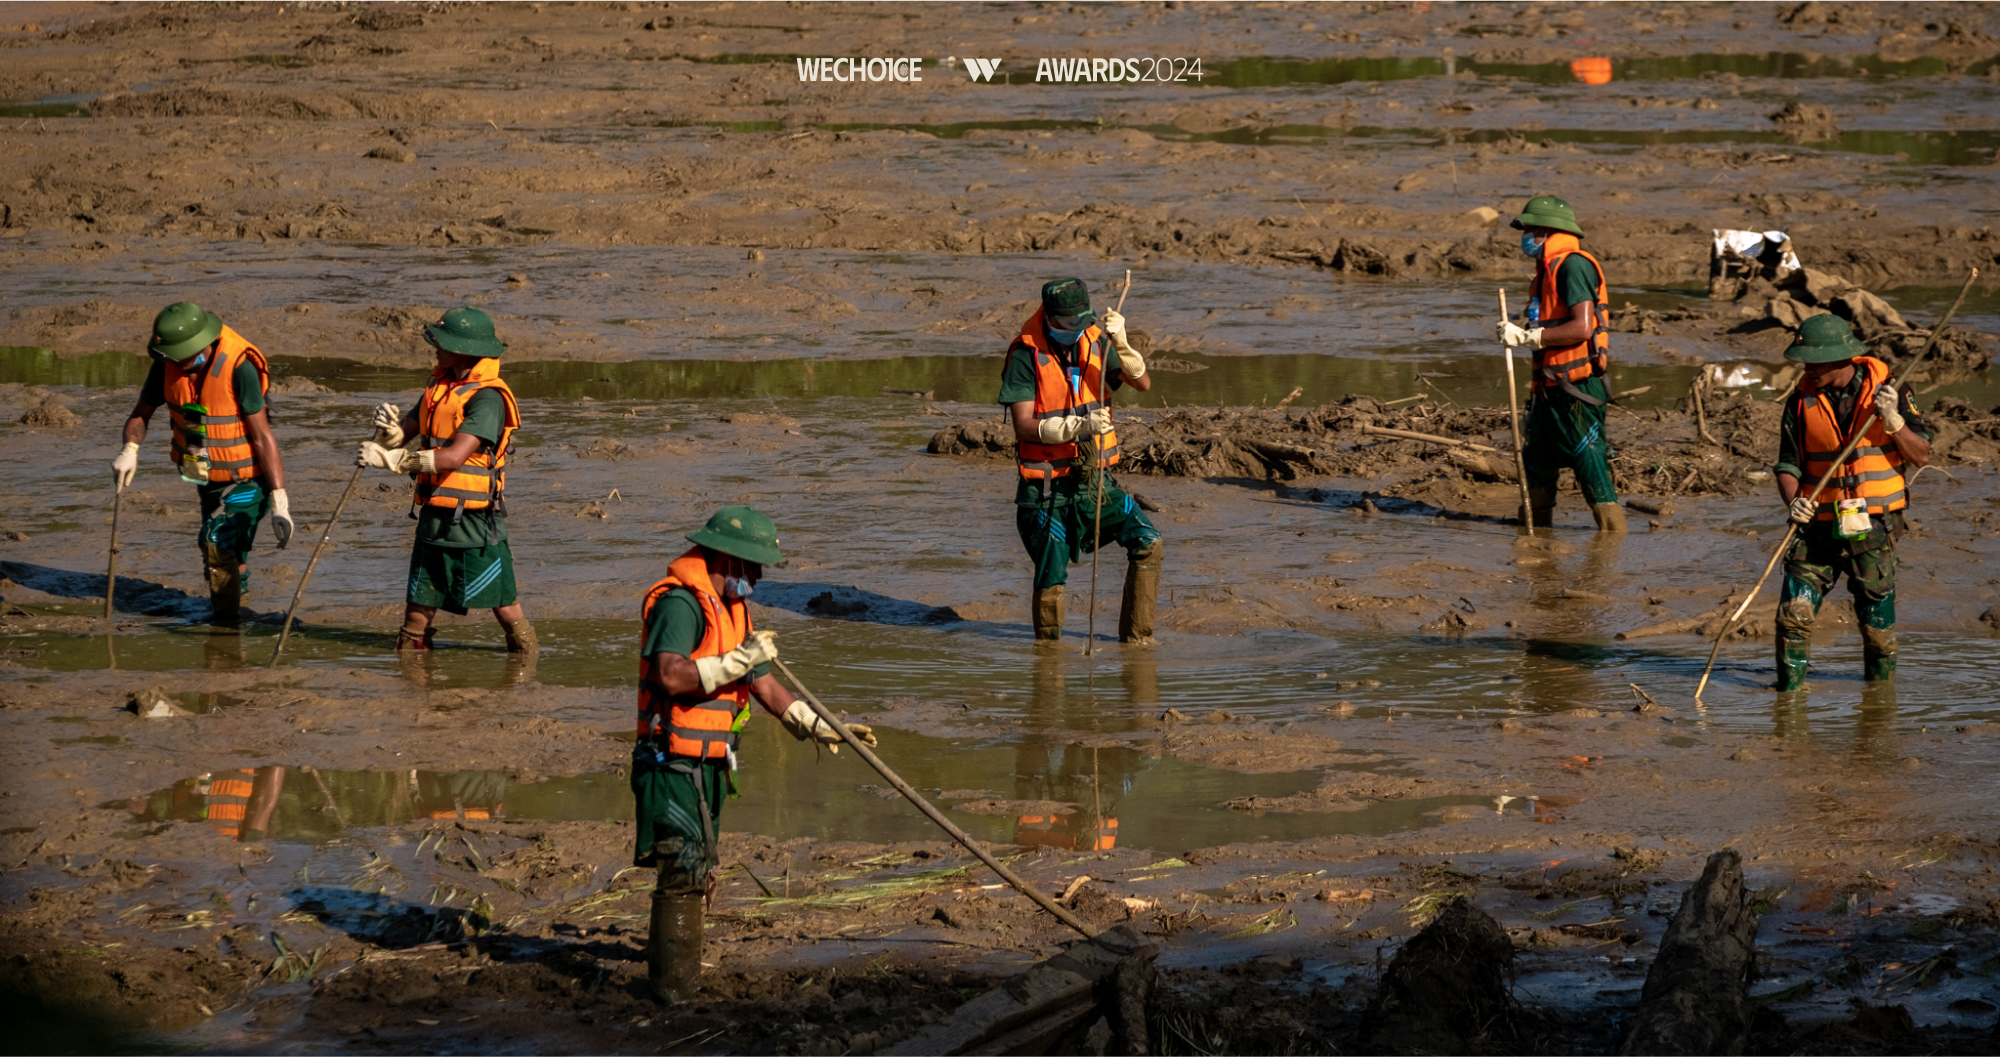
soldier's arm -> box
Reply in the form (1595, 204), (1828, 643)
(242, 408), (287, 491)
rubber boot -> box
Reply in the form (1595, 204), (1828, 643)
(648, 889), (704, 1004)
(1775, 633), (1812, 692)
(1861, 626), (1897, 682)
(502, 618), (539, 655)
(206, 559), (244, 624)
(1590, 502), (1628, 534)
(1118, 541), (1162, 645)
(1033, 585), (1064, 641)
(1527, 486), (1557, 529)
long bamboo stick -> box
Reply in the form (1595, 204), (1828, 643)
(268, 466), (366, 668)
(104, 485), (124, 619)
(1498, 290), (1533, 527)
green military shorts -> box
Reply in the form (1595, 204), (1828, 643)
(406, 538), (518, 615)
(631, 743), (731, 886)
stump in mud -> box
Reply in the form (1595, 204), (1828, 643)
(1618, 848), (1758, 1055)
(882, 924), (1159, 1056)
(1357, 897), (1515, 1054)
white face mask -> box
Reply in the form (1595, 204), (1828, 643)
(721, 575), (754, 600)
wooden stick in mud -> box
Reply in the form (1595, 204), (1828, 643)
(1357, 423), (1499, 453)
(1694, 267), (1978, 700)
(268, 466), (366, 669)
(1498, 290), (1533, 528)
(769, 657), (1095, 939)
(1087, 270), (1132, 656)
(104, 484), (124, 620)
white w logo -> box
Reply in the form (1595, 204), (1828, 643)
(964, 57), (1003, 83)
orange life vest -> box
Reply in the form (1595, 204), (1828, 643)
(163, 327), (269, 483)
(1531, 233), (1612, 397)
(1795, 356), (1908, 520)
(413, 359), (520, 518)
(636, 547), (753, 759)
(1009, 309), (1120, 487)
(200, 769), (257, 839)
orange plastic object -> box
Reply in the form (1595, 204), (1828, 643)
(1570, 57), (1613, 85)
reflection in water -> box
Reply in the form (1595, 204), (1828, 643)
(1008, 652), (1146, 853)
(1570, 57), (1613, 86)
(128, 767), (512, 842)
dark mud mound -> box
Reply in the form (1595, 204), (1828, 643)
(1357, 897), (1516, 1054)
(1619, 849), (1760, 1056)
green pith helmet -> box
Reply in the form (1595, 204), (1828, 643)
(1509, 194), (1585, 238)
(687, 505), (783, 567)
(424, 306), (506, 359)
(1784, 313), (1868, 364)
(1040, 277), (1095, 331)
(149, 302), (224, 361)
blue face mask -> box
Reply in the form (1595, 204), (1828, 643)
(721, 575), (754, 600)
(1520, 231), (1544, 258)
(1046, 325), (1085, 346)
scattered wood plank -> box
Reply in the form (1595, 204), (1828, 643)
(1357, 423), (1500, 452)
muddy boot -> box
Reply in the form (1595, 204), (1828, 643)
(1775, 633), (1812, 692)
(1861, 625), (1897, 682)
(1527, 486), (1557, 529)
(394, 613), (434, 652)
(647, 888), (705, 1004)
(1033, 585), (1064, 641)
(1118, 540), (1161, 645)
(1590, 502), (1628, 534)
(206, 559), (244, 624)
(501, 618), (539, 656)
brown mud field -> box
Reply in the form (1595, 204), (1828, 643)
(4, 2), (2000, 1054)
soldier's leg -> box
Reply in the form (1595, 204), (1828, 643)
(1775, 534), (1837, 692)
(1848, 544), (1899, 682)
(1016, 503), (1073, 640)
(1091, 484), (1164, 645)
(1562, 396), (1623, 533)
(632, 753), (724, 1003)
(198, 481), (269, 622)
(1520, 396), (1560, 527)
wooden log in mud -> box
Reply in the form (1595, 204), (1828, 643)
(1618, 848), (1759, 1056)
(1357, 423), (1501, 452)
(1358, 897), (1516, 1054)
(1616, 614), (1712, 640)
(1243, 438), (1317, 464)
(1626, 495), (1674, 516)
(1445, 447), (1517, 482)
(882, 924), (1158, 1056)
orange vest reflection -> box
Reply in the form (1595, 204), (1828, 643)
(1570, 57), (1612, 85)
(1015, 811), (1119, 851)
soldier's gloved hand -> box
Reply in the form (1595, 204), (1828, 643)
(111, 441), (139, 489)
(1497, 320), (1544, 349)
(269, 488), (294, 548)
(1873, 385), (1906, 434)
(1788, 496), (1816, 525)
(779, 700), (876, 753)
(695, 630), (777, 694)
(356, 440), (409, 473)
(1102, 310), (1147, 379)
(371, 402), (405, 447)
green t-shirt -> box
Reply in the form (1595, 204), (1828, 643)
(642, 587), (769, 681)
(141, 357), (265, 416)
(997, 333), (1126, 507)
(414, 388), (510, 548)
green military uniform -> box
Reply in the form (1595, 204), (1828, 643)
(1521, 254), (1619, 510)
(1771, 330), (1930, 690)
(405, 388), (517, 615)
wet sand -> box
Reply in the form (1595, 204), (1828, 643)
(4, 3), (2000, 1054)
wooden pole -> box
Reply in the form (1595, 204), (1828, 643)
(1694, 267), (1978, 699)
(1086, 270), (1133, 656)
(267, 466), (366, 668)
(770, 657), (1095, 939)
(104, 485), (123, 619)
(1358, 423), (1500, 453)
(1498, 290), (1533, 528)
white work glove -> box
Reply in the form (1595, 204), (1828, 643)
(1497, 320), (1544, 349)
(694, 630), (778, 694)
(1788, 496), (1816, 525)
(371, 403), (405, 447)
(268, 488), (294, 548)
(1034, 406), (1113, 445)
(111, 441), (139, 489)
(356, 441), (408, 473)
(1873, 385), (1906, 434)
(1102, 310), (1146, 379)
(779, 699), (877, 752)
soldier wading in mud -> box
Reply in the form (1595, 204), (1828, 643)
(1496, 195), (1627, 533)
(1773, 315), (1931, 690)
(355, 307), (538, 655)
(632, 506), (876, 1002)
(111, 302), (294, 622)
(1001, 278), (1163, 643)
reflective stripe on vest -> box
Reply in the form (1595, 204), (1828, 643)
(1009, 309), (1120, 484)
(1797, 356), (1908, 519)
(1531, 235), (1612, 396)
(412, 370), (520, 514)
(636, 547), (752, 760)
(164, 327), (269, 483)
